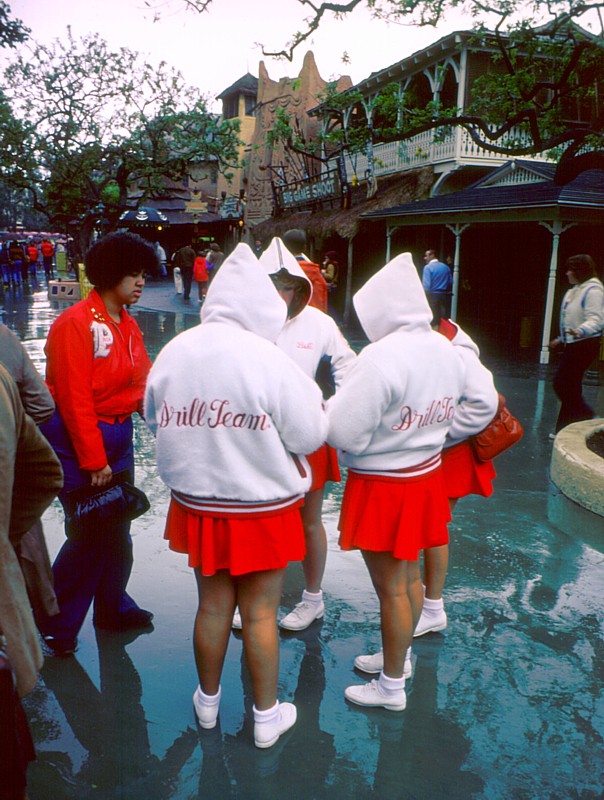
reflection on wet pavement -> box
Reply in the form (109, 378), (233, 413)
(3, 284), (603, 799)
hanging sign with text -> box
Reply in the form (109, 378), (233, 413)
(275, 170), (341, 211)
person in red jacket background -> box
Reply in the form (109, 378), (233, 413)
(36, 232), (157, 655)
(26, 242), (39, 281)
(193, 248), (209, 303)
(40, 238), (55, 280)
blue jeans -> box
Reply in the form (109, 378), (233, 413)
(37, 411), (143, 640)
(10, 259), (22, 284)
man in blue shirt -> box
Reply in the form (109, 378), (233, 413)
(422, 249), (452, 325)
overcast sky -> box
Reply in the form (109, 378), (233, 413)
(9, 0), (474, 109)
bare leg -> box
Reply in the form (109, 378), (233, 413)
(422, 498), (456, 599)
(362, 551), (414, 679)
(422, 545), (449, 600)
(238, 568), (286, 710)
(299, 488), (327, 593)
(193, 569), (236, 696)
(408, 560), (423, 629)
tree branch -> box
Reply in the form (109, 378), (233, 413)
(261, 0), (365, 60)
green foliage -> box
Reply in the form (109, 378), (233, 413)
(0, 28), (242, 229)
(0, 1), (28, 49)
(100, 181), (120, 207)
(266, 107), (295, 148)
(156, 0), (603, 168)
(311, 11), (604, 164)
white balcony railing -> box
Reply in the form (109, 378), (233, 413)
(328, 126), (553, 182)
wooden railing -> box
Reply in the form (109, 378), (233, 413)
(328, 126), (553, 181)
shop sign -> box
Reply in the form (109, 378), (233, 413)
(219, 198), (244, 219)
(276, 171), (341, 210)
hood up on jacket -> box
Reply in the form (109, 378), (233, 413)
(258, 237), (312, 319)
(353, 252), (432, 342)
(201, 242), (287, 343)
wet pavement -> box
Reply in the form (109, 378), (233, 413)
(2, 280), (603, 800)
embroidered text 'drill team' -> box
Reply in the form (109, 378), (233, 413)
(392, 397), (455, 432)
(158, 399), (271, 431)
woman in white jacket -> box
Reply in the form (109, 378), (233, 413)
(257, 238), (356, 632)
(414, 318), (498, 636)
(550, 254), (604, 433)
(145, 243), (327, 748)
(354, 315), (499, 676)
(327, 253), (466, 712)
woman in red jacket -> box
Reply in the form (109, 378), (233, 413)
(193, 248), (209, 303)
(36, 232), (157, 655)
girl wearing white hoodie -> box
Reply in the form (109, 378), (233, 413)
(257, 238), (356, 632)
(413, 318), (498, 637)
(327, 253), (466, 711)
(353, 316), (499, 678)
(145, 244), (327, 748)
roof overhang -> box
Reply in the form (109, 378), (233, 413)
(364, 204), (603, 227)
(362, 168), (604, 227)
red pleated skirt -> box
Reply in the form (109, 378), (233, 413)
(306, 443), (341, 492)
(338, 468), (450, 561)
(164, 497), (306, 576)
(442, 441), (496, 499)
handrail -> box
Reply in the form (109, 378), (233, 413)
(327, 126), (553, 181)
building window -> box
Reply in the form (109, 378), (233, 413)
(244, 94), (256, 116)
(223, 95), (238, 119)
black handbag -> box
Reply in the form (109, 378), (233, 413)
(64, 470), (150, 540)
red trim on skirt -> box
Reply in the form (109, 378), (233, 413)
(338, 469), (450, 561)
(306, 443), (341, 492)
(442, 441), (496, 499)
(164, 497), (306, 576)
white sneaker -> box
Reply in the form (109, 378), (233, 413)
(354, 648), (412, 678)
(193, 685), (221, 730)
(254, 702), (297, 749)
(413, 607), (447, 637)
(345, 679), (406, 711)
(279, 600), (324, 631)
(232, 607), (242, 630)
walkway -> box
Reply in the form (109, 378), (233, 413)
(2, 283), (603, 800)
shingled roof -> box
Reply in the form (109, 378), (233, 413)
(362, 164), (604, 224)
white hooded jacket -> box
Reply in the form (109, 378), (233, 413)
(438, 319), (499, 446)
(259, 238), (355, 389)
(327, 253), (465, 476)
(145, 243), (328, 512)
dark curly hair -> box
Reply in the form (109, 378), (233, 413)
(282, 229), (307, 256)
(85, 232), (159, 290)
(564, 254), (598, 284)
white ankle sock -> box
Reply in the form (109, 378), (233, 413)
(253, 701), (280, 724)
(378, 671), (406, 694)
(302, 589), (323, 604)
(423, 597), (444, 612)
(198, 686), (221, 704)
